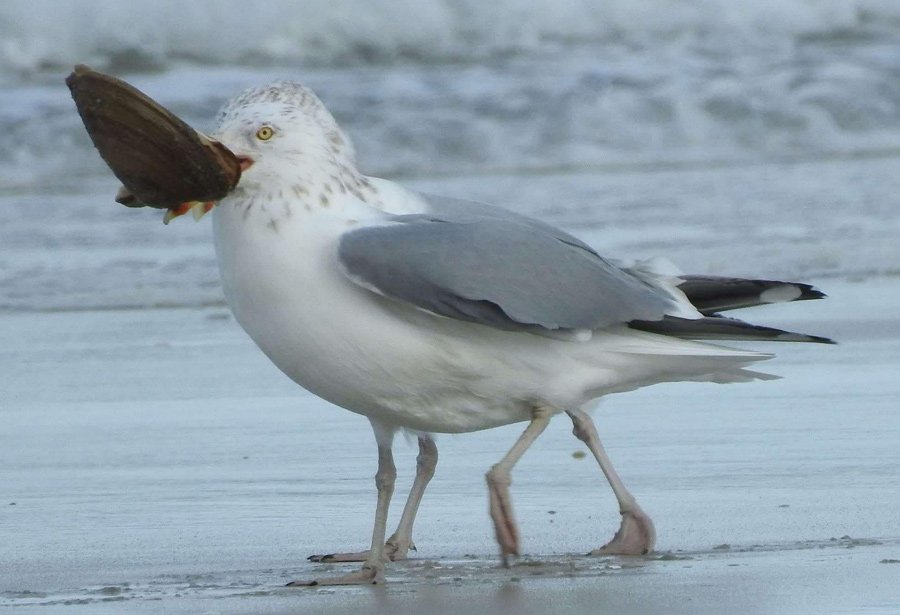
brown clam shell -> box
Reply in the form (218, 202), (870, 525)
(66, 64), (240, 209)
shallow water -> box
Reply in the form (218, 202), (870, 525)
(2, 286), (899, 612)
(2, 3), (900, 312)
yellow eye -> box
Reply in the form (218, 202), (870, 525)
(256, 126), (275, 141)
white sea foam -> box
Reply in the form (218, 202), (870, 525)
(1, 1), (899, 312)
(2, 1), (899, 183)
(2, 0), (899, 74)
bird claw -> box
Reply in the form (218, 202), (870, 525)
(307, 536), (413, 563)
(487, 468), (520, 560)
(287, 564), (384, 587)
(589, 507), (656, 556)
(307, 550), (371, 563)
(383, 535), (412, 560)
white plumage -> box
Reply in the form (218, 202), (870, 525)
(206, 81), (822, 585)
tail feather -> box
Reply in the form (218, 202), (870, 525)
(629, 315), (835, 344)
(677, 275), (826, 315)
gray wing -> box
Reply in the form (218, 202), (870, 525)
(419, 193), (600, 254)
(337, 207), (679, 333)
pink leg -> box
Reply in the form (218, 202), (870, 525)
(567, 408), (656, 555)
(308, 436), (437, 563)
(289, 422), (396, 586)
(486, 407), (552, 566)
(385, 436), (437, 558)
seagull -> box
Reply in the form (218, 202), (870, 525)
(183, 81), (830, 586)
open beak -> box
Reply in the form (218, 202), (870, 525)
(69, 66), (246, 225)
(160, 156), (253, 225)
(237, 156), (254, 172)
(163, 201), (215, 224)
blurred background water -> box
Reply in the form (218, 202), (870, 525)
(1, 0), (899, 311)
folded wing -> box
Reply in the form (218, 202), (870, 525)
(337, 214), (681, 333)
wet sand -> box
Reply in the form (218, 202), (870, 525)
(2, 278), (899, 613)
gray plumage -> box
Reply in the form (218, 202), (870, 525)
(419, 194), (598, 253)
(338, 200), (678, 332)
(338, 193), (831, 343)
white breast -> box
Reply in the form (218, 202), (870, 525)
(211, 196), (539, 432)
(211, 191), (767, 434)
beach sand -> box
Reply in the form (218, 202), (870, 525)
(3, 279), (899, 613)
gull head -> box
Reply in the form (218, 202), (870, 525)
(212, 81), (357, 197)
(163, 81), (360, 223)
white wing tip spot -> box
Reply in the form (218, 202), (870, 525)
(760, 285), (803, 304)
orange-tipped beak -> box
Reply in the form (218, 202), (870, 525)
(163, 201), (216, 225)
(162, 157), (249, 224)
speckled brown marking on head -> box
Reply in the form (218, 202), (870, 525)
(218, 81), (318, 126)
(327, 130), (344, 152)
(216, 80), (376, 219)
(242, 198), (254, 220)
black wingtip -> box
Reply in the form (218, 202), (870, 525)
(807, 334), (837, 345)
(773, 330), (836, 344)
(630, 316), (836, 344)
(677, 276), (830, 315)
(795, 283), (827, 302)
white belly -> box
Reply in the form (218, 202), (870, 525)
(212, 200), (547, 432)
(212, 197), (768, 434)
